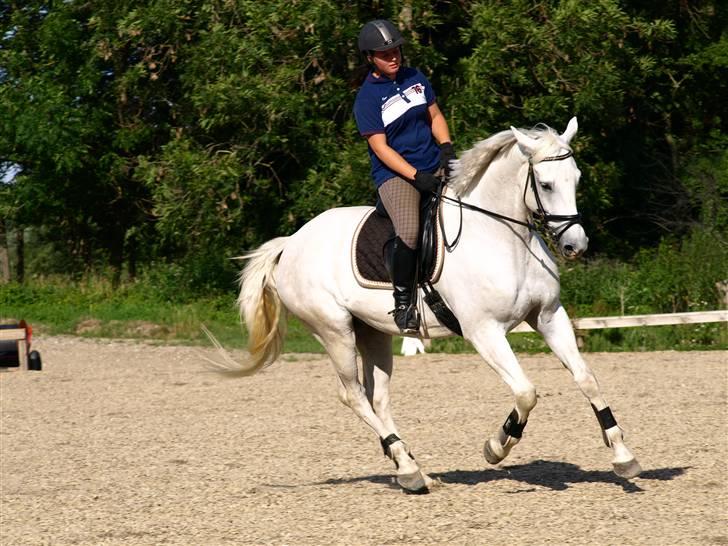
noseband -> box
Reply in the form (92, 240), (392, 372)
(525, 150), (582, 240)
(439, 149), (582, 251)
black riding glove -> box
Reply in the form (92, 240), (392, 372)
(440, 142), (457, 181)
(413, 171), (440, 193)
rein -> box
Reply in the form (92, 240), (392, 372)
(439, 150), (580, 250)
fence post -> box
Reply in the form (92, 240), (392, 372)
(15, 227), (24, 283)
(0, 219), (9, 283)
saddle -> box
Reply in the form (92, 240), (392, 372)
(352, 195), (444, 289)
(351, 191), (462, 335)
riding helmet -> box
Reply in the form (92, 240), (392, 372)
(358, 19), (405, 52)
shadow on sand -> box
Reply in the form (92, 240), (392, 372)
(307, 460), (687, 494)
(431, 460), (688, 493)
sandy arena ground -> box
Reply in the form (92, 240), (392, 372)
(1, 337), (726, 545)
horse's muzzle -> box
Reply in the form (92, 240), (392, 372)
(558, 224), (588, 259)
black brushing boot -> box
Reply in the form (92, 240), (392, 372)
(389, 237), (420, 334)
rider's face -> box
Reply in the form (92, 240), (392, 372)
(369, 47), (401, 79)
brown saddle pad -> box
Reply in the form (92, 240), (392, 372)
(351, 208), (445, 290)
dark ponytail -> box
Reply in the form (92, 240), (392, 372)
(350, 62), (371, 89)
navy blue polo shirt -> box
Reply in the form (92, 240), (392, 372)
(354, 67), (440, 187)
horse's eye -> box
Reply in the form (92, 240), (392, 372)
(539, 182), (553, 192)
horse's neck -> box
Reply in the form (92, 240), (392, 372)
(444, 152), (555, 280)
(461, 152), (529, 226)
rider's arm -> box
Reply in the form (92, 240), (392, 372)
(366, 133), (418, 180)
(428, 102), (452, 146)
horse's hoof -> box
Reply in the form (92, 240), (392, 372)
(423, 473), (441, 490)
(483, 439), (504, 465)
(397, 470), (429, 494)
(613, 459), (642, 479)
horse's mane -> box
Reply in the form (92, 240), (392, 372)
(449, 125), (568, 197)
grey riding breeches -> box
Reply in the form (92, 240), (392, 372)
(377, 176), (421, 249)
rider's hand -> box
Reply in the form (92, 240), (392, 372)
(413, 171), (440, 193)
(440, 142), (457, 181)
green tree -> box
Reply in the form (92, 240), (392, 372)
(1, 0), (725, 288)
(1, 0), (178, 283)
(135, 1), (466, 259)
(451, 0), (726, 253)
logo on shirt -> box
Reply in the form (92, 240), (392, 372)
(381, 83), (427, 127)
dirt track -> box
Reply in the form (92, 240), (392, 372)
(1, 337), (726, 545)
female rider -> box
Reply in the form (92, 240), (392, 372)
(353, 19), (456, 334)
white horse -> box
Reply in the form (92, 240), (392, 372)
(206, 117), (641, 493)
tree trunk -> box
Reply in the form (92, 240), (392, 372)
(15, 227), (24, 283)
(109, 231), (124, 289)
(127, 237), (137, 280)
(0, 219), (9, 283)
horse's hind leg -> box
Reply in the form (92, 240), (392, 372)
(534, 305), (641, 478)
(354, 320), (398, 433)
(316, 316), (427, 493)
(354, 320), (432, 491)
(469, 326), (538, 465)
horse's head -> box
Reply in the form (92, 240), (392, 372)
(510, 117), (588, 259)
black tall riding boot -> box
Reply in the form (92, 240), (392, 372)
(389, 237), (420, 334)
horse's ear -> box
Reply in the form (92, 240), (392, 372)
(562, 117), (578, 144)
(510, 126), (539, 155)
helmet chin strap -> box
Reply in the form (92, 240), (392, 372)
(366, 47), (404, 79)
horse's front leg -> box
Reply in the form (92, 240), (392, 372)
(533, 304), (642, 478)
(469, 327), (538, 465)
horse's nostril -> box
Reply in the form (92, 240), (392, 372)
(564, 245), (574, 253)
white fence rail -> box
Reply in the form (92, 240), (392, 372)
(510, 310), (728, 333)
(401, 310), (728, 355)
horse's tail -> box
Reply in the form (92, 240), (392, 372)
(202, 237), (289, 377)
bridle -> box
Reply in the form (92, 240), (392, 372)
(525, 151), (582, 239)
(438, 150), (581, 251)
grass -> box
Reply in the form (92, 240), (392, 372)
(0, 279), (322, 353)
(1, 276), (726, 354)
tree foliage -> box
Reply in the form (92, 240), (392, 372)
(1, 0), (726, 288)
